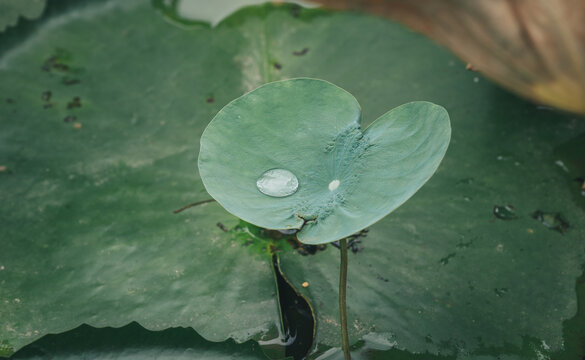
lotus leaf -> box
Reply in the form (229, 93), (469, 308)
(198, 79), (450, 244)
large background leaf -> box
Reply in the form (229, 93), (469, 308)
(1, 0), (584, 359)
(0, 0), (287, 355)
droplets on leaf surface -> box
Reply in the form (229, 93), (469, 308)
(493, 205), (517, 220)
(256, 169), (299, 198)
(328, 179), (340, 191)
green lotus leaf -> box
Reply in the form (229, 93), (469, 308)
(198, 78), (451, 244)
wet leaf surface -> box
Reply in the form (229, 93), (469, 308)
(1, 1), (584, 359)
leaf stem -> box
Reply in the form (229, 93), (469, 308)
(172, 199), (216, 214)
(340, 238), (351, 360)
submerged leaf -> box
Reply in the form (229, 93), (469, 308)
(198, 79), (451, 244)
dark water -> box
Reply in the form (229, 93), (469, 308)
(271, 253), (315, 360)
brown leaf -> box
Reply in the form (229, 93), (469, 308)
(313, 0), (585, 114)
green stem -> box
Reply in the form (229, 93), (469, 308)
(172, 199), (216, 214)
(339, 238), (351, 360)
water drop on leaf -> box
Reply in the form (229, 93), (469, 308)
(493, 205), (517, 220)
(256, 169), (299, 198)
(328, 179), (340, 191)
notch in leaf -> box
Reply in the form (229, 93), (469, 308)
(198, 78), (451, 245)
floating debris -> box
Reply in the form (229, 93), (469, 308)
(531, 210), (570, 234)
(376, 274), (389, 282)
(290, 4), (301, 17)
(295, 243), (326, 256)
(494, 288), (509, 297)
(67, 96), (81, 109)
(493, 205), (518, 220)
(439, 252), (456, 265)
(331, 229), (368, 253)
(62, 78), (81, 86)
(216, 222), (228, 232)
(42, 49), (72, 73)
(293, 47), (309, 56)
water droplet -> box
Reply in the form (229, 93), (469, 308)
(256, 169), (298, 197)
(531, 210), (570, 234)
(555, 160), (569, 172)
(456, 239), (473, 248)
(493, 205), (517, 220)
(328, 179), (340, 191)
